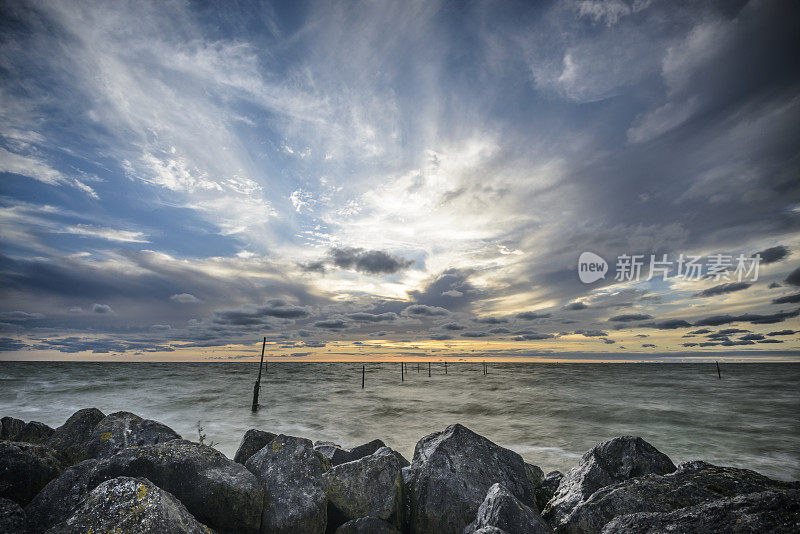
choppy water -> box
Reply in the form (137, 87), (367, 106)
(1, 362), (798, 481)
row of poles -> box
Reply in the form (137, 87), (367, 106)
(361, 360), (487, 389)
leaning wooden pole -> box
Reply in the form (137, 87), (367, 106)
(428, 362), (431, 377)
(362, 365), (365, 389)
(401, 362), (404, 382)
(716, 361), (721, 380)
(251, 336), (266, 412)
(445, 361), (447, 374)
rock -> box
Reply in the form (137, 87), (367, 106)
(543, 436), (676, 530)
(602, 489), (800, 534)
(564, 460), (800, 533)
(402, 424), (535, 534)
(245, 434), (328, 534)
(535, 471), (563, 513)
(0, 441), (63, 505)
(0, 498), (25, 534)
(324, 447), (403, 529)
(233, 428), (277, 464)
(1, 416), (55, 444)
(85, 411), (181, 459)
(45, 476), (211, 534)
(335, 516), (402, 534)
(465, 483), (552, 534)
(349, 438), (386, 460)
(0, 417), (24, 440)
(473, 528), (509, 534)
(315, 442), (355, 466)
(374, 445), (410, 468)
(96, 439), (263, 534)
(45, 408), (105, 464)
(25, 459), (100, 533)
(526, 463), (545, 488)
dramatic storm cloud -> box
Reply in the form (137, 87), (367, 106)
(0, 0), (798, 360)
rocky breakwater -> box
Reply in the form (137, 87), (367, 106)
(1, 409), (798, 533)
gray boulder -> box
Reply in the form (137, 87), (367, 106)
(1, 416), (55, 444)
(602, 489), (800, 534)
(234, 428), (277, 464)
(95, 439), (263, 534)
(543, 436), (675, 530)
(25, 459), (101, 533)
(0, 441), (63, 505)
(324, 447), (403, 529)
(0, 417), (24, 440)
(45, 476), (210, 534)
(85, 411), (181, 459)
(335, 516), (402, 534)
(315, 442), (354, 466)
(402, 424), (535, 534)
(245, 434), (328, 534)
(374, 445), (410, 468)
(0, 497), (25, 534)
(465, 483), (552, 534)
(349, 438), (386, 460)
(565, 460), (800, 534)
(474, 528), (509, 534)
(45, 408), (105, 464)
(535, 471), (563, 513)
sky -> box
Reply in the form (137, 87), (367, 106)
(0, 0), (799, 362)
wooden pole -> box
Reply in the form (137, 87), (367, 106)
(417, 362), (420, 373)
(362, 365), (365, 389)
(716, 361), (721, 380)
(428, 362), (431, 377)
(251, 336), (266, 412)
(401, 362), (404, 382)
(445, 361), (447, 374)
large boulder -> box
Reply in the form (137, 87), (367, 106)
(564, 460), (800, 533)
(402, 424), (535, 534)
(0, 498), (25, 534)
(602, 489), (800, 533)
(25, 459), (101, 533)
(465, 483), (552, 534)
(374, 445), (410, 468)
(535, 471), (563, 512)
(324, 446), (404, 529)
(45, 408), (105, 464)
(245, 434), (328, 534)
(0, 441), (63, 505)
(234, 428), (277, 464)
(45, 476), (211, 534)
(543, 436), (675, 530)
(1, 416), (55, 444)
(85, 411), (181, 459)
(335, 516), (402, 534)
(96, 439), (263, 533)
(349, 438), (386, 460)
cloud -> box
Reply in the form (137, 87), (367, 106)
(608, 313), (652, 322)
(474, 316), (508, 324)
(757, 245), (789, 264)
(0, 311), (45, 321)
(92, 303), (113, 314)
(314, 319), (348, 329)
(0, 337), (28, 351)
(441, 290), (463, 297)
(327, 247), (414, 275)
(441, 322), (467, 331)
(346, 312), (398, 322)
(785, 267), (800, 287)
(403, 305), (449, 317)
(574, 329), (608, 337)
(461, 331), (489, 338)
(514, 333), (555, 340)
(642, 343), (656, 348)
(564, 302), (588, 310)
(767, 330), (796, 336)
(429, 333), (452, 340)
(170, 293), (200, 303)
(643, 319), (692, 329)
(516, 311), (551, 320)
(694, 308), (800, 327)
(214, 300), (309, 325)
(694, 282), (751, 298)
(488, 327), (511, 334)
(773, 293), (800, 304)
